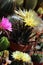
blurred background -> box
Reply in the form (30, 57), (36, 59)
(0, 0), (43, 17)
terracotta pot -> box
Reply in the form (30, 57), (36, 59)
(33, 62), (43, 65)
(10, 42), (33, 52)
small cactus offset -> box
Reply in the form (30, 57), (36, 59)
(0, 36), (10, 51)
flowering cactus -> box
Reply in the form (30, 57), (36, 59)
(15, 9), (43, 33)
(15, 9), (41, 27)
(12, 51), (31, 62)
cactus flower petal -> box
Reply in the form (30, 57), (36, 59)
(0, 17), (12, 31)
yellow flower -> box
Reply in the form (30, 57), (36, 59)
(12, 51), (23, 60)
(22, 53), (31, 62)
(12, 51), (31, 62)
(15, 9), (40, 27)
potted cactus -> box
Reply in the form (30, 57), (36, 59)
(9, 9), (43, 52)
(10, 20), (35, 51)
(9, 9), (41, 52)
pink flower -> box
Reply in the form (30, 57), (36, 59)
(0, 17), (12, 31)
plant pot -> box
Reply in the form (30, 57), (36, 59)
(10, 42), (33, 52)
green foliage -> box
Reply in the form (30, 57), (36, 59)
(0, 36), (10, 51)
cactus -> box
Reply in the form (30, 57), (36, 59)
(0, 36), (10, 51)
(10, 60), (32, 65)
(10, 20), (36, 45)
(0, 0), (15, 17)
(10, 60), (24, 65)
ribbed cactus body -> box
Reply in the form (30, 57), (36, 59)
(0, 37), (10, 51)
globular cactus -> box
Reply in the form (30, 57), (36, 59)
(10, 20), (36, 45)
(0, 36), (10, 51)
